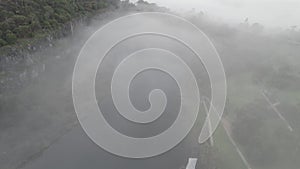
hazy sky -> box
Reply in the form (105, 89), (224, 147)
(132, 0), (300, 28)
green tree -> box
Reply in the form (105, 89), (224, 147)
(12, 15), (28, 25)
(0, 38), (8, 46)
(4, 30), (17, 44)
(14, 25), (31, 38)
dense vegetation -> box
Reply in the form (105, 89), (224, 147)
(0, 0), (119, 47)
(0, 1), (299, 169)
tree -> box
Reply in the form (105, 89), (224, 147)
(4, 30), (17, 44)
(0, 38), (8, 46)
(14, 25), (31, 38)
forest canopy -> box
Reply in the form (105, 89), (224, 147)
(0, 0), (119, 47)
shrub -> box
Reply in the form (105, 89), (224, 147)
(0, 38), (7, 46)
(14, 25), (31, 38)
(4, 31), (17, 44)
(12, 15), (28, 25)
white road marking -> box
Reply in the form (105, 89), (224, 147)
(261, 91), (293, 132)
(221, 119), (252, 169)
(202, 100), (214, 146)
(201, 100), (252, 169)
(185, 158), (198, 169)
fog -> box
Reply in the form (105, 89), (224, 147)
(1, 1), (300, 169)
(132, 0), (300, 28)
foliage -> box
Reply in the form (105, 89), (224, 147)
(0, 0), (120, 47)
(0, 38), (7, 46)
(4, 30), (17, 44)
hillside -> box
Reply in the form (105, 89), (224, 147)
(0, 0), (119, 47)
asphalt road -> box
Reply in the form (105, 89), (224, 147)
(20, 67), (209, 169)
